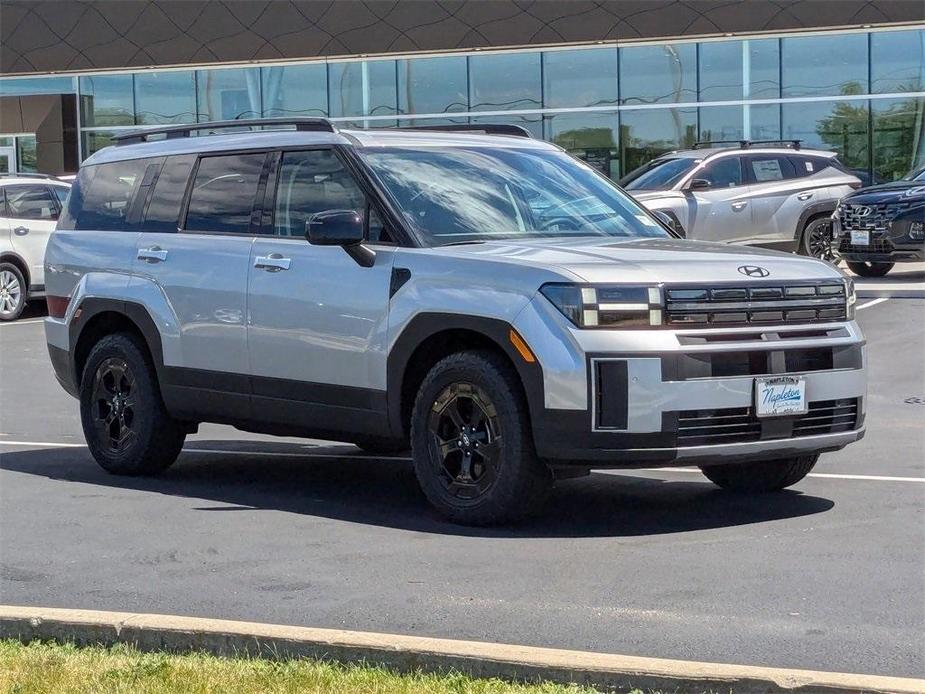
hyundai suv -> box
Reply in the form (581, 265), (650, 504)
(620, 140), (860, 260)
(833, 165), (925, 277)
(0, 174), (71, 320)
(44, 119), (866, 525)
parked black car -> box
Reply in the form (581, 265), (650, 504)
(833, 166), (925, 277)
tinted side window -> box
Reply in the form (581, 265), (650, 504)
(4, 185), (58, 220)
(143, 154), (196, 233)
(65, 158), (152, 231)
(747, 155), (797, 183)
(699, 156), (743, 188)
(51, 185), (69, 208)
(185, 153), (266, 234)
(273, 149), (376, 239)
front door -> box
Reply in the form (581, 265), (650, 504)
(685, 155), (752, 243)
(247, 148), (395, 436)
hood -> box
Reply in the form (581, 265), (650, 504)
(437, 237), (844, 285)
(844, 181), (925, 204)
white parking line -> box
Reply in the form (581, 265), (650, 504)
(1, 440), (922, 482)
(856, 297), (889, 310)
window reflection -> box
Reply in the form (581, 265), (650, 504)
(872, 97), (925, 181)
(262, 65), (327, 118)
(699, 39), (779, 101)
(196, 68), (261, 122)
(871, 30), (925, 94)
(543, 49), (618, 109)
(79, 74), (134, 127)
(782, 100), (869, 171)
(328, 61), (397, 118)
(782, 34), (867, 97)
(81, 130), (117, 158)
(469, 114), (542, 139)
(544, 112), (619, 178)
(620, 44), (696, 104)
(397, 57), (467, 115)
(135, 71), (196, 124)
(469, 52), (541, 111)
(698, 104), (781, 143)
(620, 107), (697, 173)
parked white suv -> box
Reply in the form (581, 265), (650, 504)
(0, 174), (71, 320)
(44, 119), (866, 525)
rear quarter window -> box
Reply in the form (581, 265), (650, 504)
(58, 157), (162, 231)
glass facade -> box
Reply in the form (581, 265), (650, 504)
(0, 27), (922, 181)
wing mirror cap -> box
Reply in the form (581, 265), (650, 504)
(688, 178), (712, 191)
(305, 209), (364, 246)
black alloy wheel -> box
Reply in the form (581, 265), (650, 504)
(427, 381), (501, 501)
(90, 357), (138, 453)
(803, 217), (840, 263)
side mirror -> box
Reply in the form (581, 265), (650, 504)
(653, 210), (675, 229)
(305, 209), (375, 267)
(688, 178), (711, 191)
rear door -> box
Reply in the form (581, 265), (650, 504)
(744, 154), (806, 246)
(133, 151), (265, 418)
(246, 148), (395, 433)
(685, 155), (752, 243)
(4, 183), (60, 288)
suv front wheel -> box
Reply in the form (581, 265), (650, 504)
(699, 454), (819, 493)
(846, 260), (894, 278)
(80, 333), (185, 476)
(411, 350), (552, 525)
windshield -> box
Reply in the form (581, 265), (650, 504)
(359, 147), (670, 246)
(620, 157), (699, 191)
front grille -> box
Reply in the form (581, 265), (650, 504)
(838, 234), (895, 254)
(840, 202), (912, 232)
(676, 398), (860, 447)
(665, 283), (847, 327)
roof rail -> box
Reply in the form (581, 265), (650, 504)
(692, 139), (803, 150)
(111, 117), (336, 146)
(392, 123), (533, 138)
(0, 172), (61, 180)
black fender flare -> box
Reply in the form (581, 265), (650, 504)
(794, 200), (838, 242)
(386, 313), (546, 438)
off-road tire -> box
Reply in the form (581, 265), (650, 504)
(411, 350), (552, 525)
(847, 260), (894, 278)
(0, 262), (27, 321)
(80, 332), (185, 476)
(699, 454), (819, 493)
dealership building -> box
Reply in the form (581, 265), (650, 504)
(1, 0), (923, 182)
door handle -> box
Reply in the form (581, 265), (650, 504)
(137, 246), (168, 263)
(797, 192), (814, 201)
(731, 201), (748, 211)
(254, 253), (291, 272)
(13, 226), (29, 236)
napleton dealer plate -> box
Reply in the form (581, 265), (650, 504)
(755, 375), (807, 417)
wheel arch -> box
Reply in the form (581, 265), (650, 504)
(795, 200), (838, 242)
(0, 251), (30, 287)
(387, 314), (545, 440)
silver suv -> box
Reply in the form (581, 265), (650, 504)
(44, 119), (867, 525)
(621, 140), (860, 260)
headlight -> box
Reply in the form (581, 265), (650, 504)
(540, 283), (663, 329)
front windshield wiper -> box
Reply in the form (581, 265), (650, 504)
(438, 240), (487, 247)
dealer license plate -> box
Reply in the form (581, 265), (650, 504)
(851, 229), (870, 246)
(755, 376), (807, 417)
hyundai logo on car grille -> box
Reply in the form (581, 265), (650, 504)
(737, 265), (770, 277)
(851, 205), (873, 217)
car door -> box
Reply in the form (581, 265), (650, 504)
(132, 151), (264, 418)
(246, 148), (395, 433)
(743, 154), (805, 246)
(684, 155), (752, 243)
(4, 184), (61, 288)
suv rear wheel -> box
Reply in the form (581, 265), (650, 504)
(410, 350), (552, 525)
(699, 454), (819, 493)
(80, 333), (185, 476)
(847, 260), (894, 278)
(0, 263), (27, 321)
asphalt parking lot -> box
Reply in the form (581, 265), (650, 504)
(1, 297), (923, 678)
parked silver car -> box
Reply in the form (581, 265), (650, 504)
(620, 141), (861, 260)
(44, 120), (866, 525)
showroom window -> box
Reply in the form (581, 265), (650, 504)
(397, 56), (468, 116)
(620, 43), (696, 104)
(872, 97), (925, 182)
(79, 74), (135, 127)
(543, 48), (618, 109)
(328, 60), (397, 119)
(698, 38), (779, 101)
(871, 29), (925, 94)
(135, 71), (197, 125)
(196, 68), (261, 122)
(698, 104), (782, 143)
(262, 64), (328, 118)
(781, 33), (868, 97)
(469, 52), (541, 112)
(782, 100), (870, 172)
(620, 107), (698, 173)
(544, 112), (620, 178)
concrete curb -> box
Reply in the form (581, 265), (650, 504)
(2, 606), (924, 693)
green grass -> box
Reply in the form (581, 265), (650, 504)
(0, 639), (627, 694)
